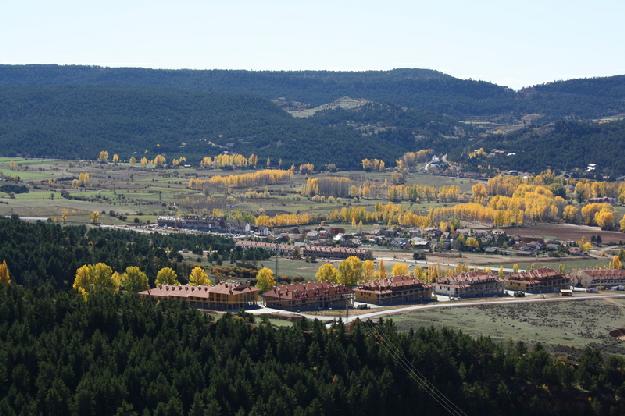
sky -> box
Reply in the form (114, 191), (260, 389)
(2, 0), (624, 89)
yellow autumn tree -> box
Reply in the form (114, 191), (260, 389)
(112, 153), (120, 163)
(413, 267), (425, 281)
(471, 183), (488, 203)
(338, 256), (363, 286)
(254, 213), (312, 228)
(610, 256), (623, 270)
(200, 156), (214, 168)
(140, 157), (148, 168)
(595, 207), (615, 230)
(620, 214), (625, 232)
(362, 260), (375, 282)
(189, 266), (211, 286)
(563, 205), (578, 223)
(97, 150), (109, 162)
(153, 154), (166, 168)
(391, 263), (409, 276)
(299, 163), (315, 175)
(315, 263), (340, 284)
(377, 259), (387, 279)
(0, 260), (11, 286)
(90, 211), (100, 225)
(155, 267), (179, 286)
(189, 169), (293, 189)
(256, 267), (276, 292)
(578, 238), (592, 253)
(129, 156), (137, 167)
(120, 266), (149, 292)
(72, 263), (119, 300)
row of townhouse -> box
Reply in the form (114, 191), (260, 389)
(235, 239), (373, 260)
(138, 268), (625, 312)
(301, 245), (373, 260)
(354, 276), (433, 305)
(572, 269), (625, 288)
(234, 240), (296, 256)
(139, 282), (259, 310)
(262, 282), (354, 310)
(505, 268), (571, 293)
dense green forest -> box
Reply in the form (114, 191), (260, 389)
(2, 65), (625, 172)
(470, 120), (625, 175)
(3, 65), (625, 118)
(0, 85), (416, 167)
(0, 217), (242, 288)
(1, 287), (625, 415)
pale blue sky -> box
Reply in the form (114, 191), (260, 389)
(2, 0), (624, 88)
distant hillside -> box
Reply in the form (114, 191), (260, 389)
(517, 76), (625, 119)
(0, 85), (416, 167)
(2, 65), (625, 172)
(0, 65), (513, 116)
(471, 119), (625, 175)
(4, 65), (625, 119)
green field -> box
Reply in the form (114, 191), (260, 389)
(391, 298), (625, 355)
(0, 157), (467, 226)
(259, 256), (323, 280)
(516, 258), (610, 271)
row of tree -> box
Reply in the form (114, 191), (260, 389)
(189, 169), (293, 189)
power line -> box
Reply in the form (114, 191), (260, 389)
(364, 324), (468, 416)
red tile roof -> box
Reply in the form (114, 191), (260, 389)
(357, 275), (431, 293)
(508, 268), (566, 282)
(437, 271), (501, 288)
(139, 282), (259, 299)
(581, 269), (625, 279)
(263, 282), (352, 301)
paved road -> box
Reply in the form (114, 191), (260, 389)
(294, 292), (625, 325)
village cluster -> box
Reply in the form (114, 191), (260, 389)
(139, 265), (625, 313)
(157, 215), (596, 259)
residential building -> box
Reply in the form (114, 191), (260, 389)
(139, 282), (259, 310)
(262, 282), (353, 310)
(573, 269), (625, 288)
(505, 268), (571, 293)
(355, 276), (433, 305)
(157, 215), (238, 233)
(435, 271), (503, 298)
(234, 240), (296, 256)
(302, 245), (373, 260)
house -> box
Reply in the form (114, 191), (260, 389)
(262, 282), (353, 311)
(505, 268), (570, 293)
(589, 197), (616, 204)
(355, 276), (433, 305)
(234, 240), (296, 256)
(139, 282), (259, 310)
(435, 271), (504, 298)
(572, 269), (625, 288)
(302, 245), (373, 260)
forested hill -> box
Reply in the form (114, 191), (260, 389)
(0, 85), (415, 167)
(3, 65), (625, 118)
(0, 65), (511, 115)
(473, 119), (625, 174)
(2, 65), (625, 171)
